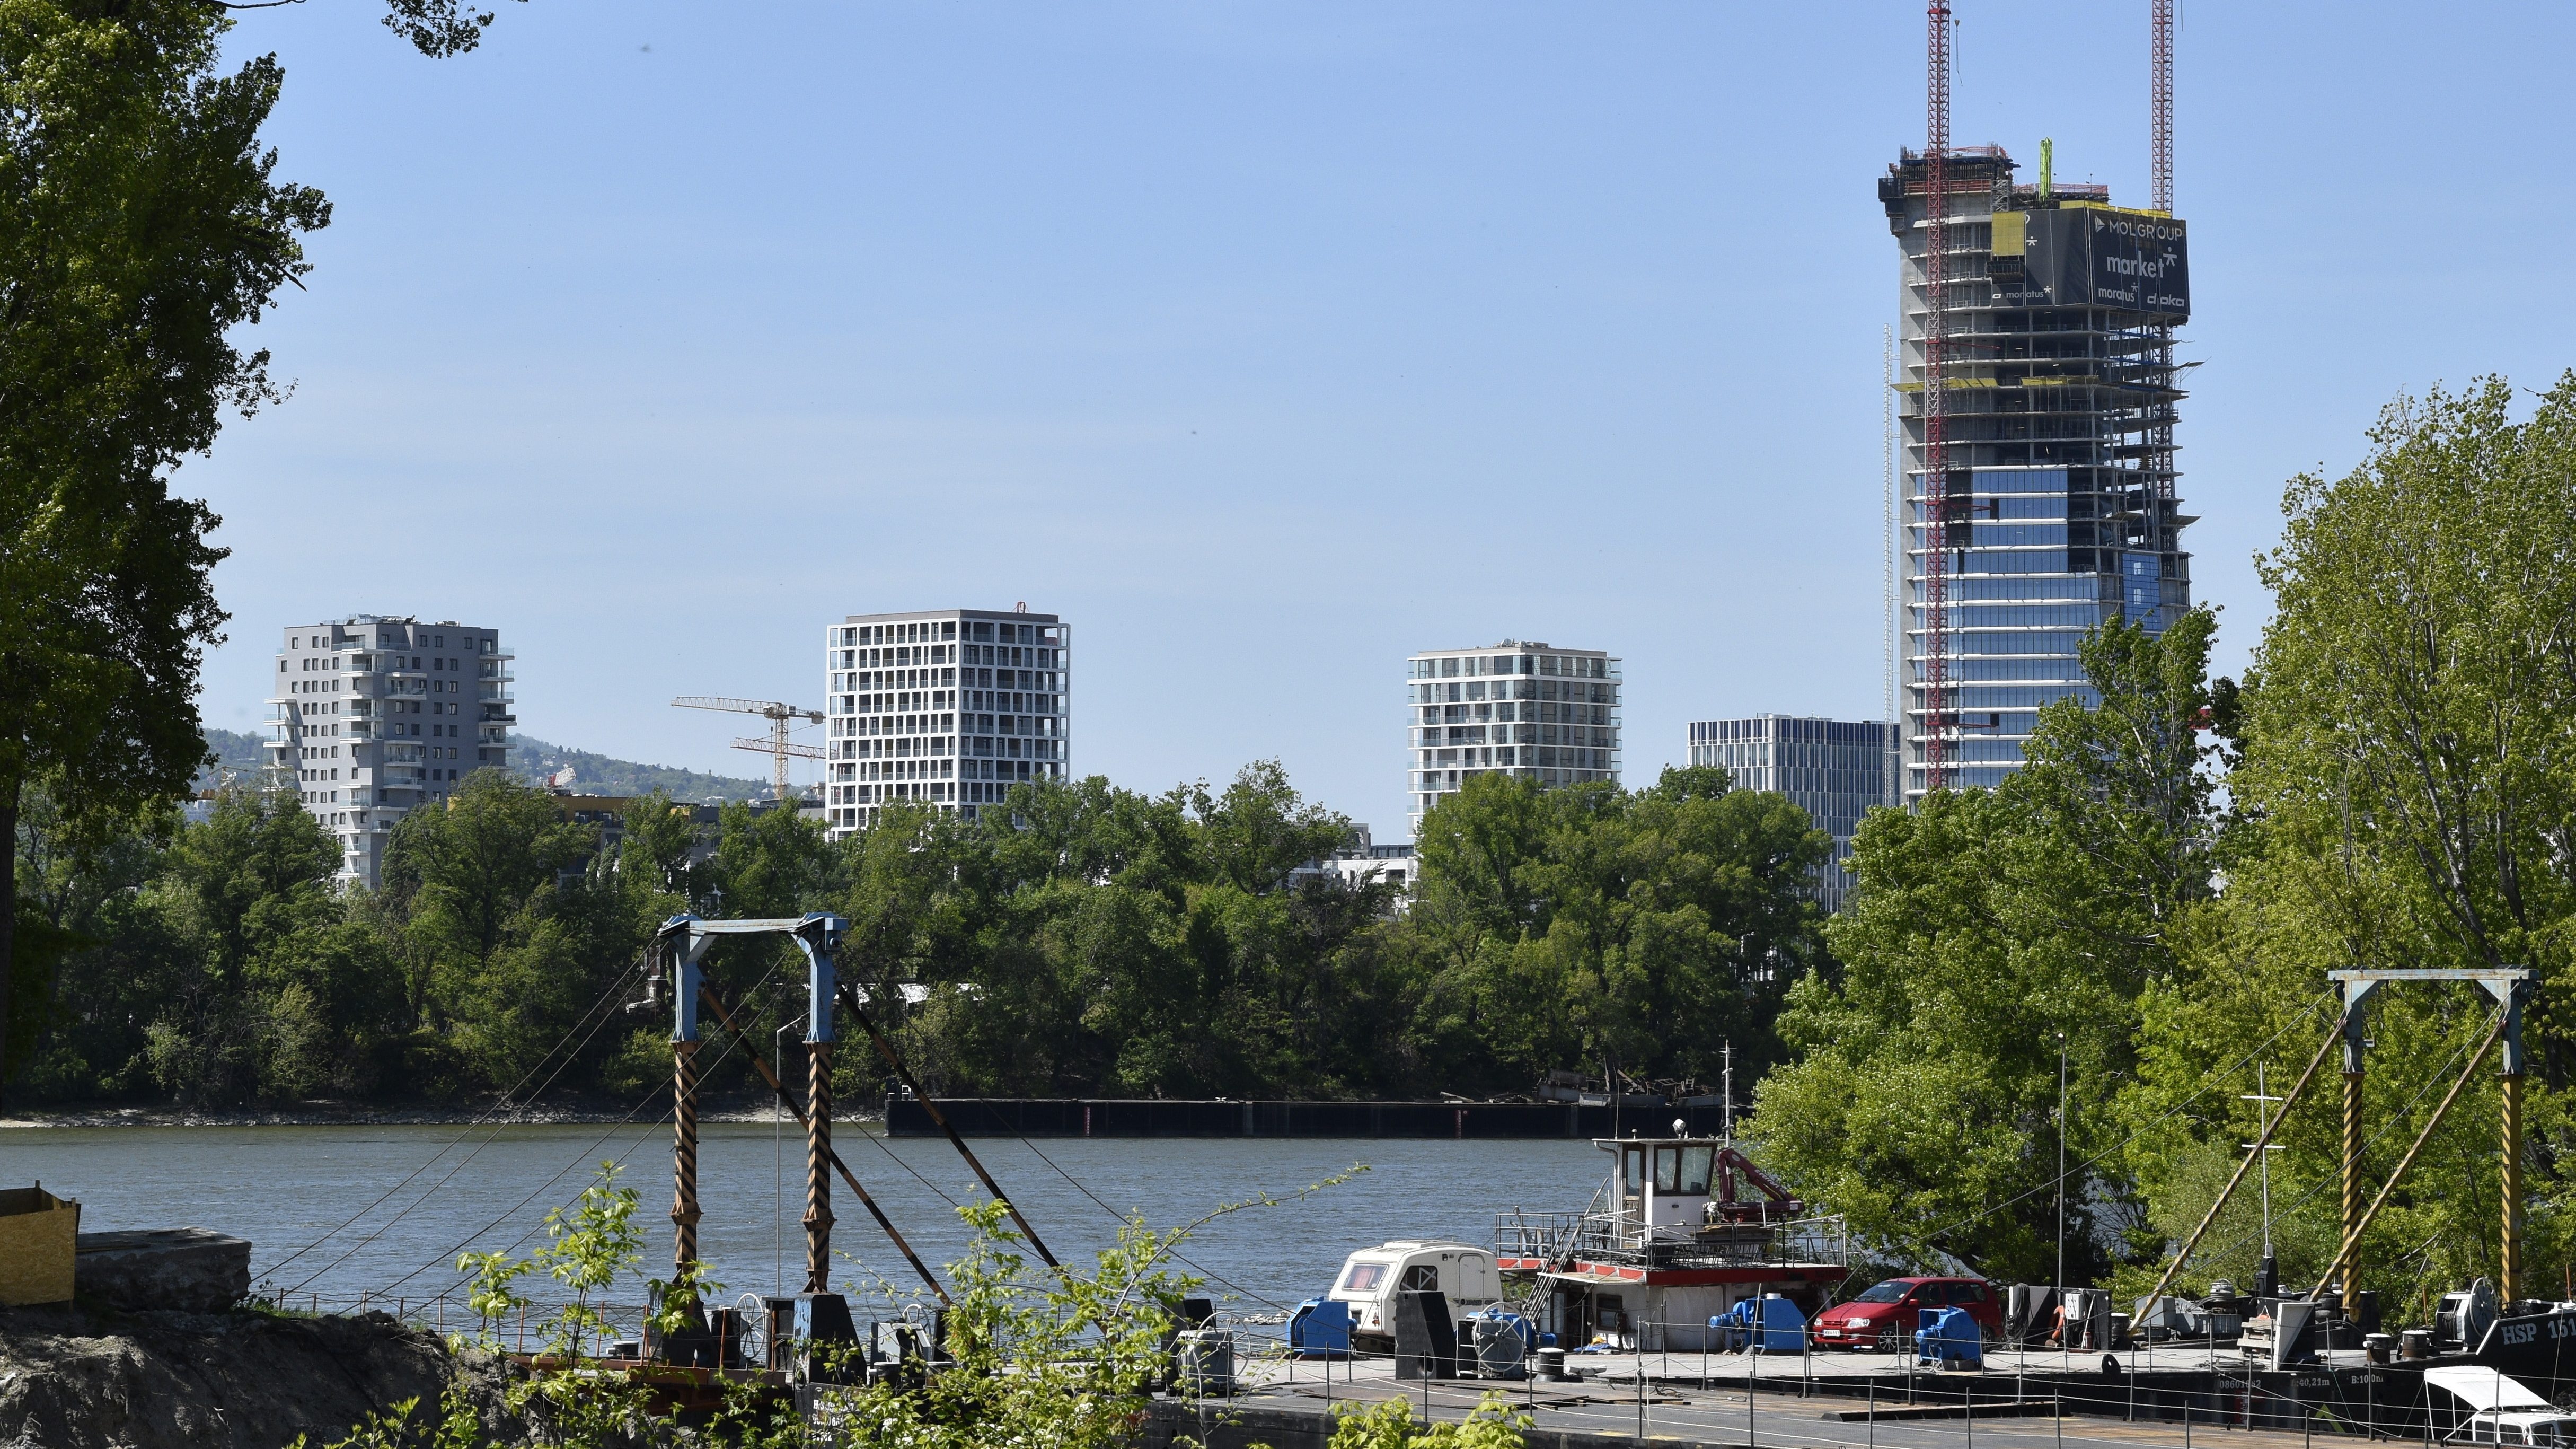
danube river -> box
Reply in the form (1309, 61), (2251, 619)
(7, 1123), (1608, 1324)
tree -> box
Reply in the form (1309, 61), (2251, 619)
(380, 770), (602, 1090)
(1751, 612), (2220, 1280)
(2121, 377), (2576, 1306)
(0, 0), (331, 1099)
(1409, 766), (1831, 1092)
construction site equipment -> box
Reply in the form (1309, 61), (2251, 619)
(671, 697), (823, 802)
(0, 1185), (78, 1305)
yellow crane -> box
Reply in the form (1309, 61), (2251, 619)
(671, 696), (823, 803)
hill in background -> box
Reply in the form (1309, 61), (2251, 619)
(190, 727), (770, 804)
(200, 727), (267, 788)
(507, 734), (770, 803)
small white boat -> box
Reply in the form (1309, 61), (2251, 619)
(1325, 1240), (1504, 1353)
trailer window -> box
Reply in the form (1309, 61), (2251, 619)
(1338, 1263), (1386, 1293)
(1679, 1146), (1715, 1195)
(1654, 1147), (1681, 1192)
(1401, 1264), (1440, 1294)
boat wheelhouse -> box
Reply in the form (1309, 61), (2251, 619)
(1495, 1132), (1847, 1353)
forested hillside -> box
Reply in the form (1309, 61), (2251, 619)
(507, 734), (769, 802)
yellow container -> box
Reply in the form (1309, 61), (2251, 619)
(0, 1184), (81, 1304)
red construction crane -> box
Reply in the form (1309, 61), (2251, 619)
(2148, 0), (2178, 505)
(2150, 0), (2174, 216)
(1919, 0), (1955, 795)
(671, 696), (823, 803)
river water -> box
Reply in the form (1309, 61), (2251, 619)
(5, 1123), (1607, 1326)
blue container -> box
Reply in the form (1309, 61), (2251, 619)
(1913, 1305), (1983, 1368)
(1709, 1294), (1808, 1353)
(1289, 1298), (1352, 1359)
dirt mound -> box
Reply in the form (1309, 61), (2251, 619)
(0, 1305), (502, 1449)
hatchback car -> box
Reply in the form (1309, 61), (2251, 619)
(1809, 1277), (2002, 1351)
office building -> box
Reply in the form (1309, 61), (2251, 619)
(1408, 639), (1618, 835)
(1686, 715), (1899, 912)
(824, 608), (1066, 836)
(266, 616), (514, 888)
(1883, 146), (2192, 799)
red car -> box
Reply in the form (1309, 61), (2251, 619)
(1809, 1277), (2003, 1351)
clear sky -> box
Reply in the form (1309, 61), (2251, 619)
(193, 2), (2576, 836)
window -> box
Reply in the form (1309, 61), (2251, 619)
(1439, 657), (1458, 678)
(1399, 1264), (1439, 1294)
(1653, 1147), (1680, 1192)
(1851, 1281), (1911, 1304)
(1679, 1145), (1714, 1195)
(1622, 1147), (1644, 1196)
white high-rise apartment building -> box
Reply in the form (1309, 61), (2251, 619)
(823, 608), (1068, 837)
(1407, 639), (1619, 834)
(266, 616), (514, 887)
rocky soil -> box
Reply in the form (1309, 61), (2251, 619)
(0, 1304), (507, 1449)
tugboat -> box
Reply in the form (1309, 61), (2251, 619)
(1492, 1125), (1846, 1352)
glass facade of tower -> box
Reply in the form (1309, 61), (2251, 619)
(1687, 715), (1898, 911)
(1884, 147), (2193, 800)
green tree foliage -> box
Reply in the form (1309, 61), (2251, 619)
(1408, 766), (1831, 1090)
(15, 756), (1833, 1109)
(2120, 377), (2576, 1312)
(1750, 612), (2219, 1282)
(0, 0), (331, 1100)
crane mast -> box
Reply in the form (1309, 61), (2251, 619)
(671, 696), (823, 803)
(2148, 0), (2178, 506)
(1918, 0), (1955, 795)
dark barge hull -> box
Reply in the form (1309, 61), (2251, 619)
(881, 1097), (1736, 1139)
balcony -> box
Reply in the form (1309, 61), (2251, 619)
(478, 684), (514, 703)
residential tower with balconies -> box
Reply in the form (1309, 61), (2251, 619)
(266, 616), (514, 886)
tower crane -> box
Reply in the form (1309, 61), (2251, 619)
(671, 696), (823, 803)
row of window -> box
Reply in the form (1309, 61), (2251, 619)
(1687, 718), (1894, 747)
(1415, 745), (1613, 773)
(1420, 701), (1615, 726)
(1419, 724), (1618, 748)
(1411, 679), (1617, 705)
(289, 629), (488, 652)
(1409, 652), (1612, 681)
(832, 619), (1058, 648)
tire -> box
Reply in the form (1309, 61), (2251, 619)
(1880, 1328), (1902, 1355)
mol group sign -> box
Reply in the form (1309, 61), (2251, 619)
(1991, 205), (2189, 321)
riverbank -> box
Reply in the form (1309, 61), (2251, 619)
(0, 1091), (864, 1129)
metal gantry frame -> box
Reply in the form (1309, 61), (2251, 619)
(2328, 968), (2534, 1301)
(2143, 967), (2534, 1310)
(654, 912), (849, 1298)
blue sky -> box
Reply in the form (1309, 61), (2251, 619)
(194, 2), (2576, 835)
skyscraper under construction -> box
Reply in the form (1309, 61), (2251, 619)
(1882, 145), (2191, 799)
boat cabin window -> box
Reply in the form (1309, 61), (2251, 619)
(1623, 1146), (1644, 1197)
(1679, 1145), (1715, 1195)
(1654, 1146), (1681, 1192)
(1401, 1264), (1440, 1294)
(1338, 1263), (1387, 1293)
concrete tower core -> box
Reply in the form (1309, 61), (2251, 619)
(1883, 146), (2193, 800)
